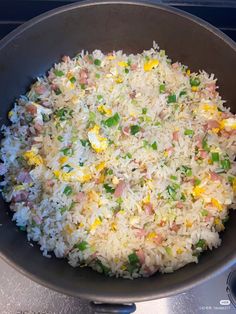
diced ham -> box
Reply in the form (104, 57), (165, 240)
(84, 55), (93, 64)
(221, 112), (232, 119)
(17, 170), (32, 184)
(134, 228), (146, 238)
(166, 147), (174, 156)
(209, 171), (222, 181)
(170, 223), (181, 232)
(204, 120), (220, 131)
(200, 150), (208, 159)
(206, 82), (216, 93)
(136, 249), (145, 264)
(33, 215), (42, 225)
(75, 192), (85, 202)
(205, 214), (213, 222)
(62, 55), (70, 63)
(143, 202), (154, 215)
(159, 220), (166, 227)
(172, 62), (179, 69)
(45, 179), (54, 188)
(12, 190), (28, 202)
(153, 234), (164, 245)
(195, 136), (203, 149)
(34, 122), (43, 132)
(0, 163), (7, 175)
(143, 266), (157, 276)
(122, 126), (130, 136)
(172, 131), (179, 141)
(129, 90), (136, 99)
(26, 104), (37, 116)
(130, 63), (138, 71)
(78, 68), (89, 85)
(114, 181), (126, 198)
(34, 84), (48, 95)
(220, 129), (236, 138)
(176, 202), (184, 209)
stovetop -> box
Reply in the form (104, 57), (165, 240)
(0, 258), (236, 314)
(0, 1), (236, 313)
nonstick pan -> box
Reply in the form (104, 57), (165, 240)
(0, 1), (236, 313)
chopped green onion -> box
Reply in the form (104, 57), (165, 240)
(79, 162), (84, 167)
(103, 184), (115, 194)
(107, 169), (113, 175)
(196, 239), (206, 249)
(151, 141), (158, 150)
(69, 76), (76, 84)
(89, 111), (96, 122)
(97, 95), (103, 102)
(96, 260), (110, 275)
(75, 241), (88, 251)
(55, 108), (73, 121)
(179, 90), (187, 97)
(130, 125), (141, 135)
(211, 152), (219, 162)
(228, 176), (234, 185)
(80, 139), (90, 147)
(95, 73), (100, 79)
(42, 113), (50, 122)
(181, 193), (186, 201)
(165, 247), (172, 255)
(63, 185), (73, 196)
(116, 197), (123, 205)
(184, 129), (194, 137)
(190, 77), (200, 87)
(167, 94), (176, 103)
(180, 165), (192, 177)
(61, 164), (74, 173)
(159, 84), (166, 93)
(125, 152), (132, 159)
(94, 59), (101, 66)
(54, 87), (62, 95)
(80, 83), (86, 90)
(60, 206), (68, 214)
(128, 252), (140, 265)
(54, 69), (64, 77)
(201, 210), (208, 216)
(202, 137), (210, 152)
(167, 185), (177, 200)
(125, 68), (129, 74)
(170, 175), (177, 180)
(194, 178), (201, 186)
(103, 113), (120, 127)
(142, 108), (148, 114)
(221, 159), (231, 170)
(61, 147), (73, 156)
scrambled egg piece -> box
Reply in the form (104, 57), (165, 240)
(220, 118), (236, 130)
(23, 147), (43, 166)
(95, 161), (106, 171)
(59, 156), (68, 165)
(144, 59), (159, 72)
(118, 61), (128, 67)
(211, 198), (223, 211)
(192, 186), (205, 197)
(142, 193), (151, 204)
(97, 105), (112, 116)
(88, 125), (108, 153)
(90, 218), (102, 231)
(53, 167), (91, 183)
(198, 103), (218, 117)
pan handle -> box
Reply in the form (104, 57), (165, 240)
(90, 301), (136, 313)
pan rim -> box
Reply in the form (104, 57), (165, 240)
(0, 0), (236, 302)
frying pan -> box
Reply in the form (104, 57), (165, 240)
(0, 1), (236, 313)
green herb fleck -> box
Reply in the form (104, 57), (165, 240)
(130, 125), (141, 135)
(159, 84), (166, 93)
(142, 108), (148, 115)
(63, 185), (73, 196)
(69, 76), (76, 84)
(54, 69), (64, 77)
(75, 241), (88, 251)
(94, 59), (101, 66)
(184, 129), (194, 137)
(103, 113), (120, 127)
(190, 77), (200, 87)
(196, 239), (206, 249)
(61, 147), (73, 156)
(211, 152), (219, 162)
(151, 141), (158, 150)
(167, 94), (176, 103)
(103, 184), (115, 194)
